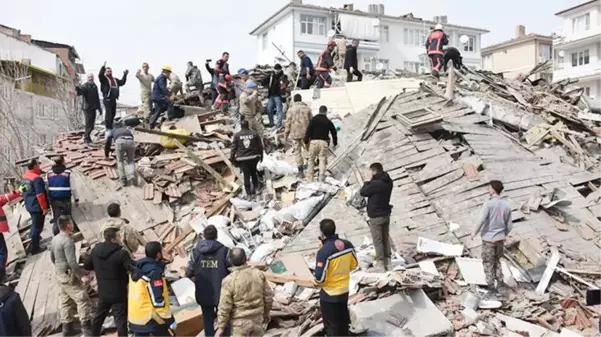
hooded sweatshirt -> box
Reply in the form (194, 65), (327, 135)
(185, 239), (229, 306)
(0, 285), (32, 336)
(360, 171), (393, 218)
(83, 241), (132, 302)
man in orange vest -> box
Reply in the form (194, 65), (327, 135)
(0, 189), (21, 267)
(21, 159), (49, 255)
(425, 23), (449, 79)
(315, 41), (337, 89)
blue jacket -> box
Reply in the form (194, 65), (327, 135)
(299, 55), (315, 76)
(152, 74), (170, 101)
(130, 258), (174, 333)
(21, 169), (48, 213)
(47, 165), (72, 200)
(185, 240), (229, 306)
(314, 234), (358, 303)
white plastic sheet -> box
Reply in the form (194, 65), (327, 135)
(230, 197), (260, 210)
(275, 195), (324, 223)
(250, 242), (275, 262)
(338, 13), (380, 41)
(257, 154), (298, 176)
(207, 215), (230, 228)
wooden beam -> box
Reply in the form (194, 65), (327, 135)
(133, 127), (219, 143)
(174, 140), (238, 191)
(216, 148), (243, 182)
(264, 272), (316, 288)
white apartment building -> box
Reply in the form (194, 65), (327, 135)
(249, 1), (489, 73)
(553, 0), (601, 106)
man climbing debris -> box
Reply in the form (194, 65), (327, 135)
(315, 41), (337, 89)
(304, 105), (337, 182)
(425, 24), (448, 79)
(284, 94), (312, 178)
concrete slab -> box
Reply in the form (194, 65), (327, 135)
(350, 290), (453, 336)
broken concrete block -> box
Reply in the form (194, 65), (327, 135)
(461, 307), (481, 324)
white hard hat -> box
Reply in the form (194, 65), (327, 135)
(435, 23), (443, 30)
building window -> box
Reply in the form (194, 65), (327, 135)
(404, 61), (419, 72)
(34, 102), (45, 118)
(49, 105), (59, 120)
(262, 32), (268, 50)
(380, 25), (389, 42)
(364, 57), (373, 72)
(404, 28), (426, 46)
(364, 58), (388, 72)
(572, 13), (591, 33)
(464, 36), (476, 52)
(571, 49), (590, 67)
(300, 15), (327, 36)
(538, 44), (552, 61)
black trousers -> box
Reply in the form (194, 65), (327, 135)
(103, 99), (117, 130)
(346, 68), (363, 82)
(299, 75), (313, 89)
(83, 109), (96, 143)
(320, 300), (350, 337)
(238, 158), (259, 195)
(50, 198), (72, 235)
(92, 300), (128, 337)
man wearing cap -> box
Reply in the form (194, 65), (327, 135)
(297, 50), (314, 89)
(150, 66), (174, 129)
(239, 82), (263, 133)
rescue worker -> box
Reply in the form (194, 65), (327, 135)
(0, 266), (32, 336)
(0, 188), (21, 267)
(239, 82), (264, 133)
(315, 41), (337, 88)
(206, 60), (217, 104)
(214, 52), (230, 80)
(75, 73), (102, 146)
(215, 74), (233, 112)
(149, 66), (173, 129)
(237, 68), (250, 86)
(313, 218), (358, 337)
(284, 94), (312, 177)
(185, 61), (203, 91)
(425, 23), (449, 79)
(50, 216), (93, 336)
(21, 159), (49, 255)
(85, 227), (133, 337)
(215, 248), (273, 337)
(185, 225), (230, 337)
(231, 120), (264, 197)
(169, 71), (184, 98)
(261, 64), (289, 128)
(128, 242), (176, 337)
(344, 39), (363, 82)
(101, 203), (142, 256)
(304, 105), (337, 182)
(297, 50), (315, 89)
(136, 63), (155, 119)
(111, 119), (140, 186)
(98, 62), (128, 133)
(360, 162), (393, 271)
(47, 156), (79, 236)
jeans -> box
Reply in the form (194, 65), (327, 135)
(29, 211), (45, 253)
(346, 68), (363, 82)
(92, 300), (128, 337)
(266, 95), (283, 127)
(51, 198), (73, 235)
(299, 75), (312, 89)
(0, 233), (6, 266)
(103, 99), (117, 130)
(115, 138), (136, 184)
(320, 300), (350, 337)
(369, 215), (391, 263)
(201, 305), (231, 337)
(149, 98), (173, 129)
(238, 158), (260, 195)
(83, 109), (96, 143)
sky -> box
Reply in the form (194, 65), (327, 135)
(0, 0), (584, 105)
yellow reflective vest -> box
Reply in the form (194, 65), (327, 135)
(128, 273), (174, 331)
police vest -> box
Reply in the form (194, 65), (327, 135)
(128, 275), (173, 328)
(47, 171), (72, 199)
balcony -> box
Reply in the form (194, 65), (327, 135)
(554, 29), (601, 49)
(553, 62), (601, 82)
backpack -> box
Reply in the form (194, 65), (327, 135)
(0, 289), (22, 336)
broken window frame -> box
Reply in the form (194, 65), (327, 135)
(463, 35), (475, 52)
(300, 14), (327, 36)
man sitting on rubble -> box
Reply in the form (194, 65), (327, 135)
(239, 82), (263, 133)
(284, 94), (312, 178)
(314, 218), (358, 337)
(150, 65), (174, 129)
(101, 203), (142, 256)
(231, 120), (264, 198)
(215, 248), (273, 337)
(186, 225), (230, 337)
(471, 180), (512, 297)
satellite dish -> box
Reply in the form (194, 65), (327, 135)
(376, 63), (384, 70)
(327, 30), (336, 38)
(558, 50), (565, 57)
(459, 35), (469, 45)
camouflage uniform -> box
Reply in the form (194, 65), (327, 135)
(284, 101), (313, 167)
(101, 217), (142, 256)
(217, 265), (273, 336)
(56, 272), (93, 324)
(481, 241), (504, 287)
(239, 91), (264, 134)
(307, 140), (329, 181)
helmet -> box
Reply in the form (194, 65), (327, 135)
(435, 23), (443, 30)
(162, 65), (172, 72)
(246, 82), (257, 89)
(327, 40), (336, 47)
(238, 68), (248, 75)
(224, 74), (233, 81)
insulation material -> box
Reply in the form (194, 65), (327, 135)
(455, 257), (487, 286)
(338, 14), (380, 41)
(417, 237), (464, 257)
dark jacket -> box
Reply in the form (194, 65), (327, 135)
(98, 65), (127, 100)
(152, 73), (170, 101)
(426, 30), (449, 55)
(185, 240), (229, 306)
(444, 47), (463, 70)
(316, 49), (335, 71)
(75, 81), (101, 111)
(0, 285), (31, 336)
(21, 169), (48, 213)
(344, 45), (358, 70)
(304, 114), (338, 146)
(299, 55), (315, 76)
(84, 242), (132, 303)
(47, 164), (73, 200)
(261, 71), (289, 97)
(215, 59), (230, 76)
(231, 128), (264, 162)
(360, 171), (393, 218)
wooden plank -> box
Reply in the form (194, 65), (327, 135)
(384, 147), (446, 171)
(421, 169), (465, 195)
(264, 272), (315, 288)
(21, 252), (45, 317)
(216, 148), (243, 182)
(535, 248), (560, 295)
(174, 140), (238, 191)
(412, 161), (462, 183)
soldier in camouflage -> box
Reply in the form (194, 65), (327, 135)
(284, 94), (313, 178)
(215, 248), (273, 337)
(239, 82), (264, 134)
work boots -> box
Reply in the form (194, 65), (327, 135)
(297, 166), (304, 179)
(81, 320), (93, 337)
(61, 322), (75, 337)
